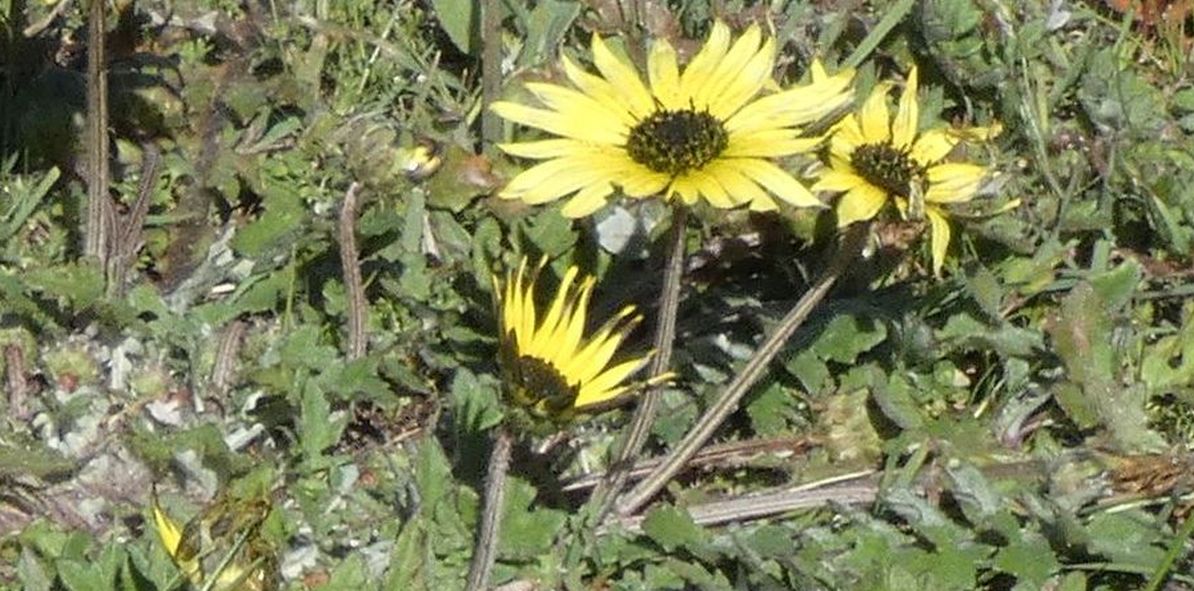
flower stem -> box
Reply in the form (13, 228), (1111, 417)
(613, 223), (869, 518)
(465, 427), (514, 591)
(591, 204), (689, 515)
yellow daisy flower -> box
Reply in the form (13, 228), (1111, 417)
(811, 66), (997, 275)
(495, 258), (653, 426)
(492, 22), (855, 217)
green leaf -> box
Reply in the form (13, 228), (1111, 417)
(431, 0), (476, 55)
(57, 559), (110, 591)
(1049, 280), (1163, 451)
(746, 381), (798, 436)
(992, 532), (1060, 586)
(300, 381), (344, 464)
(810, 315), (888, 365)
(1085, 511), (1167, 569)
(386, 517), (430, 591)
(499, 478), (567, 559)
(642, 505), (706, 552)
(318, 553), (369, 590)
(24, 263), (104, 311)
(522, 207), (576, 258)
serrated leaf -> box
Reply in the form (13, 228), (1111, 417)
(1085, 511), (1167, 569)
(811, 315), (887, 365)
(642, 505), (706, 552)
(1049, 281), (1163, 451)
(993, 532), (1060, 585)
(499, 478), (567, 559)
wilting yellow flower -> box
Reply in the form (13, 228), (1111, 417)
(492, 22), (855, 216)
(151, 489), (275, 591)
(812, 66), (998, 275)
(495, 259), (656, 427)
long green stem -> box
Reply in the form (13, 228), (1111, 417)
(613, 223), (868, 518)
(1144, 506), (1194, 591)
(465, 428), (514, 591)
(591, 204), (689, 516)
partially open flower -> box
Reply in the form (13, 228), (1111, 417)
(495, 259), (657, 430)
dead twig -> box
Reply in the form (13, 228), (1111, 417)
(613, 223), (869, 518)
(210, 319), (248, 399)
(339, 182), (367, 360)
(108, 144), (161, 296)
(85, 0), (113, 264)
(4, 345), (29, 420)
(465, 428), (515, 591)
(562, 436), (815, 493)
(592, 204), (689, 516)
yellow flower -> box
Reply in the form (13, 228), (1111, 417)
(811, 66), (997, 275)
(492, 22), (855, 217)
(151, 489), (275, 591)
(495, 258), (654, 426)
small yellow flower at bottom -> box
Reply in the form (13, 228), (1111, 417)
(494, 258), (664, 432)
(812, 66), (999, 275)
(150, 489), (275, 591)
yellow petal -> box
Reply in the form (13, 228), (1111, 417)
(891, 66), (919, 149)
(648, 39), (682, 109)
(499, 139), (589, 160)
(561, 182), (616, 217)
(811, 168), (865, 193)
(910, 129), (957, 164)
(697, 25), (771, 118)
(859, 82), (892, 143)
(560, 55), (639, 123)
(705, 159), (772, 207)
(490, 101), (625, 145)
(524, 82), (632, 131)
(926, 206), (952, 277)
(733, 158), (823, 208)
(925, 163), (987, 203)
(724, 130), (821, 158)
(679, 21), (732, 101)
(575, 356), (650, 407)
(836, 183), (888, 226)
(591, 33), (654, 118)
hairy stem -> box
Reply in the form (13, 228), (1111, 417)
(465, 428), (514, 591)
(614, 223), (869, 517)
(85, 0), (111, 263)
(592, 204), (689, 515)
(480, 0), (504, 153)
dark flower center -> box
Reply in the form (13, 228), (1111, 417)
(626, 108), (729, 176)
(512, 356), (578, 417)
(850, 142), (924, 197)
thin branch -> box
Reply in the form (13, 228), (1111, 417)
(338, 182), (366, 360)
(465, 428), (515, 591)
(613, 223), (869, 518)
(108, 144), (160, 296)
(601, 470), (880, 534)
(562, 436), (814, 493)
(4, 344), (29, 420)
(592, 204), (689, 514)
(210, 319), (248, 399)
(85, 0), (112, 263)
